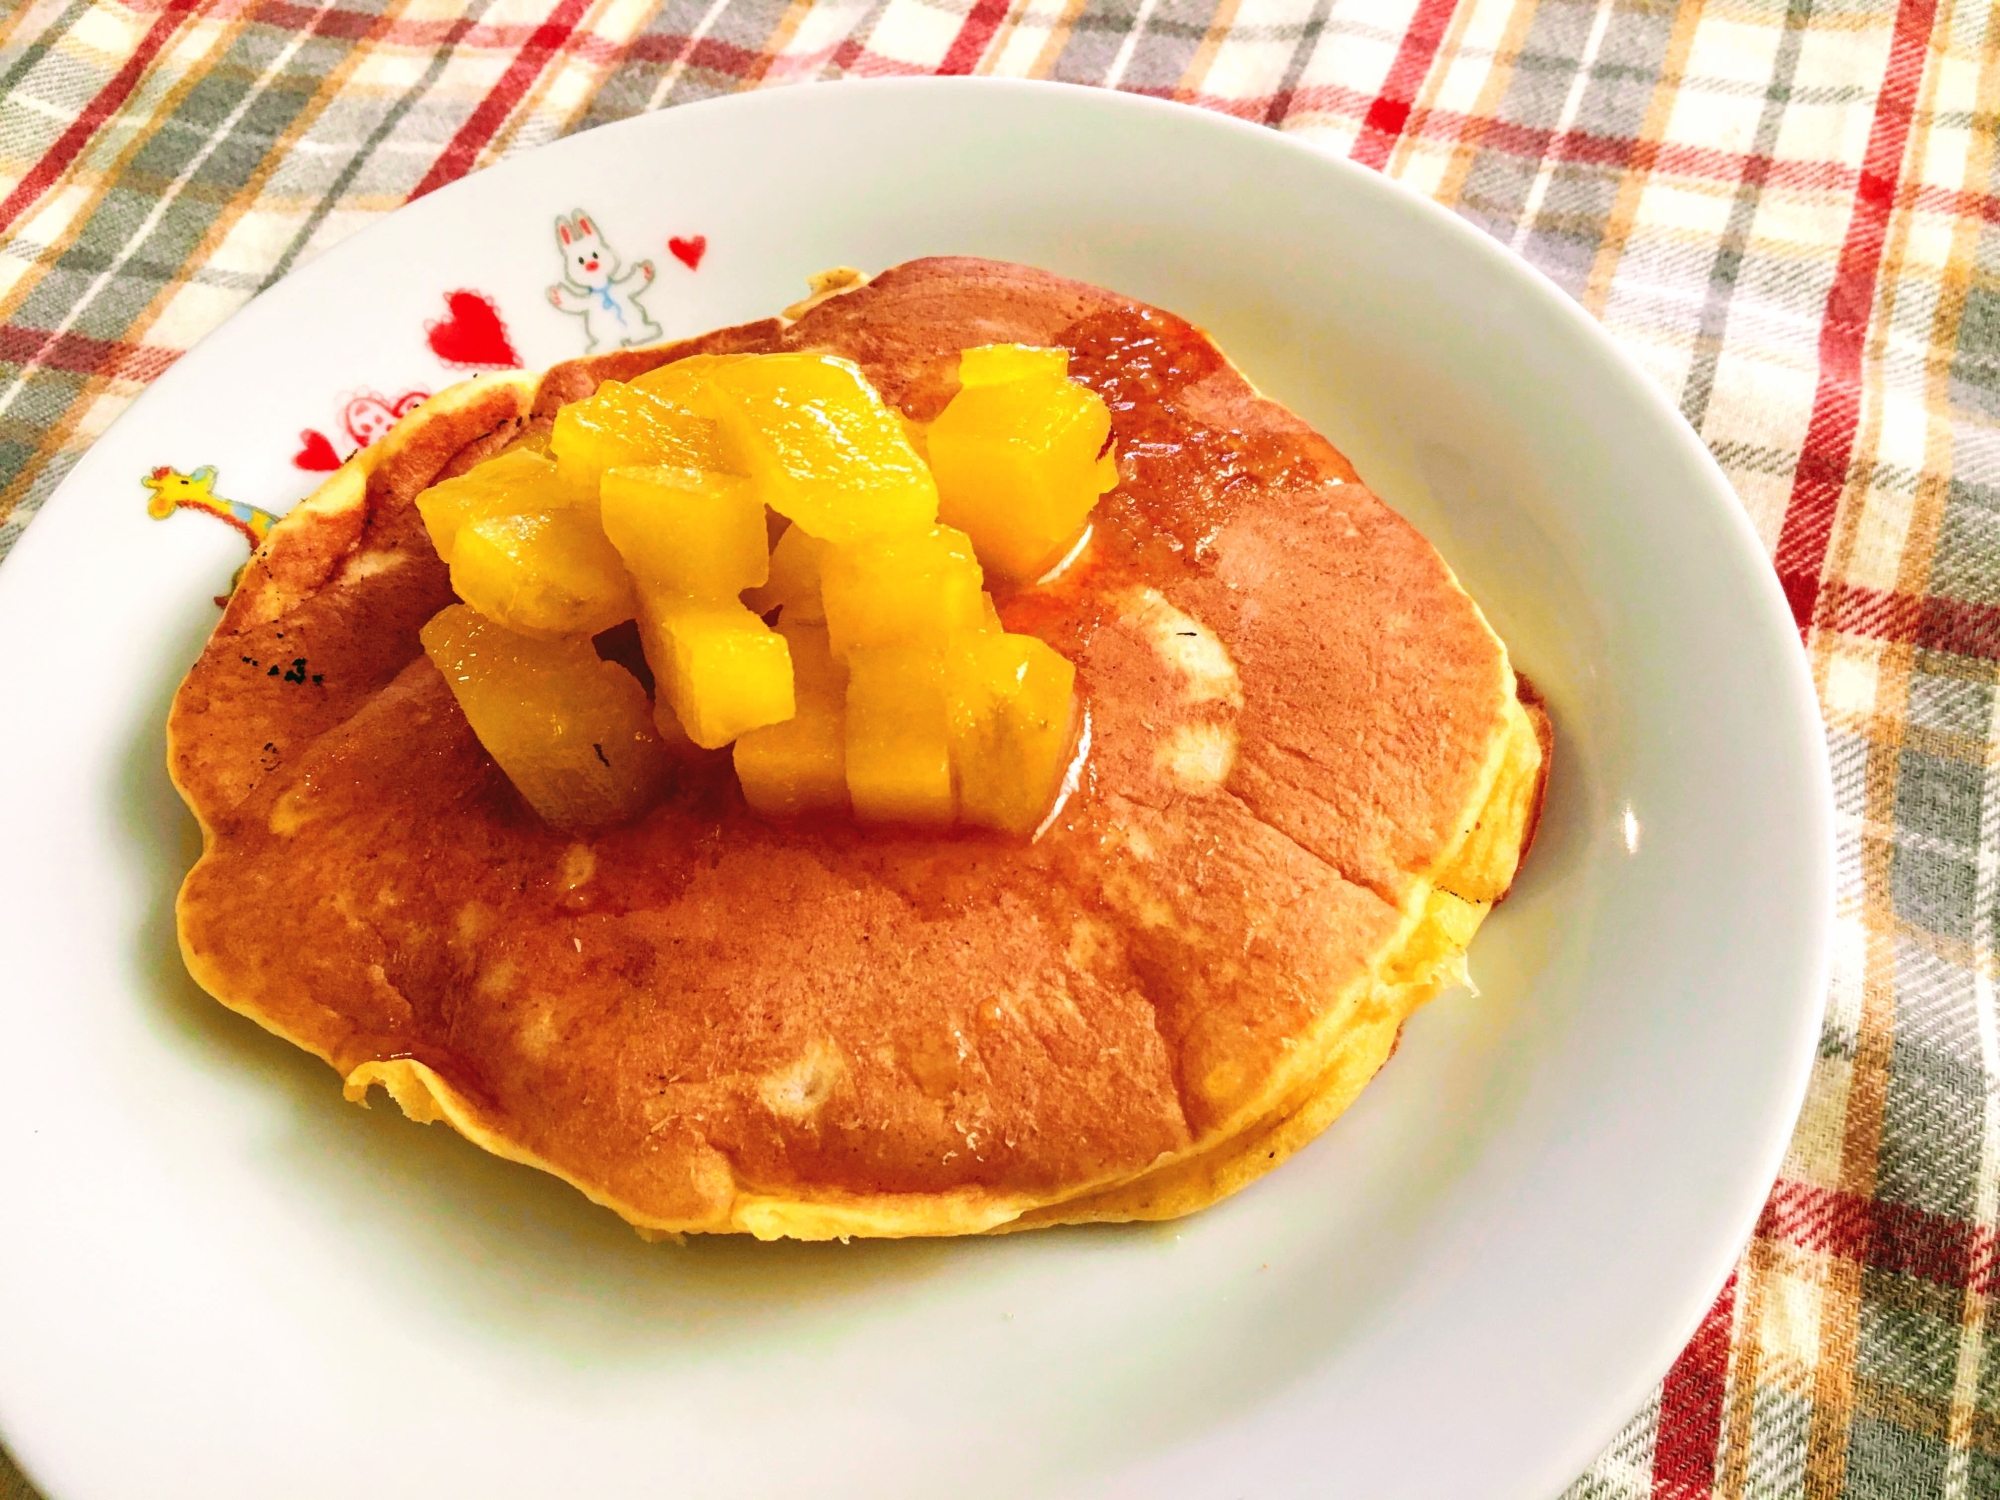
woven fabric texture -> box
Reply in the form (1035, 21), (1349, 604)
(2, 1), (1997, 1496)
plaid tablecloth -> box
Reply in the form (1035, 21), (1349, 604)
(2, 1), (1996, 1495)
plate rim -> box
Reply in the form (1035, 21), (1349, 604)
(0, 75), (1834, 1500)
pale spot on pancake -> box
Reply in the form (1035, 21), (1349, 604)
(475, 957), (518, 1000)
(518, 1003), (560, 1062)
(454, 901), (497, 949)
(761, 1042), (846, 1121)
(904, 1030), (964, 1099)
(1065, 916), (1117, 974)
(558, 843), (596, 890)
(267, 778), (319, 836)
(1158, 721), (1238, 792)
(1121, 587), (1243, 707)
(334, 549), (411, 584)
(1199, 1057), (1249, 1110)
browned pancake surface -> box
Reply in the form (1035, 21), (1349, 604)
(171, 259), (1512, 1226)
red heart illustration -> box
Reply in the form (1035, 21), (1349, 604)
(668, 235), (707, 271)
(426, 290), (521, 368)
(292, 428), (341, 471)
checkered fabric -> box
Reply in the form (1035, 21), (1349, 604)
(2, 1), (1996, 1495)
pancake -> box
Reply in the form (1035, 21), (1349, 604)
(168, 258), (1549, 1240)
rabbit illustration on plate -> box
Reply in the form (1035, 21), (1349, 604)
(547, 210), (662, 351)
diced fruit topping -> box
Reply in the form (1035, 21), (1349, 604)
(706, 354), (938, 543)
(417, 447), (566, 564)
(928, 344), (1116, 580)
(601, 466), (768, 599)
(741, 522), (830, 622)
(734, 620), (848, 816)
(550, 379), (735, 508)
(639, 591), (795, 750)
(948, 632), (1078, 835)
(450, 508), (636, 640)
(820, 525), (985, 660)
(845, 646), (953, 826)
(628, 352), (750, 412)
(420, 604), (669, 829)
(958, 343), (1070, 387)
(413, 343), (1093, 835)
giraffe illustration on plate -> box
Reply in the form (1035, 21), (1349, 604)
(547, 210), (662, 351)
(143, 464), (281, 600)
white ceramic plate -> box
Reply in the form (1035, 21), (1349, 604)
(0, 79), (1830, 1500)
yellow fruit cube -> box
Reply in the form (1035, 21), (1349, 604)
(639, 592), (795, 749)
(450, 508), (636, 640)
(958, 343), (1071, 387)
(845, 646), (952, 825)
(928, 352), (1115, 580)
(707, 354), (937, 542)
(550, 380), (735, 508)
(600, 466), (769, 600)
(417, 447), (565, 564)
(733, 621), (848, 817)
(629, 353), (751, 414)
(741, 522), (829, 622)
(947, 631), (1079, 836)
(420, 603), (670, 829)
(820, 526), (985, 660)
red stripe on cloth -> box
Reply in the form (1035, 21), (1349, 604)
(1770, 0), (1937, 636)
(247, 0), (379, 40)
(1651, 1274), (1736, 1500)
(1816, 579), (2000, 662)
(0, 323), (182, 384)
(1758, 1179), (1999, 1296)
(1349, 0), (1460, 170)
(936, 0), (1011, 76)
(408, 0), (594, 200)
(0, 0), (201, 236)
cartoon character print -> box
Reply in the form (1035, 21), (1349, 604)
(143, 464), (279, 546)
(547, 210), (662, 352)
(293, 388), (430, 471)
(343, 389), (428, 448)
(143, 464), (284, 602)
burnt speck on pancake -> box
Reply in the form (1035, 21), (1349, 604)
(169, 257), (1546, 1238)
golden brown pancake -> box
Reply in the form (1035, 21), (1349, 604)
(169, 258), (1548, 1240)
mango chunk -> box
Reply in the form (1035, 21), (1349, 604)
(947, 632), (1078, 836)
(417, 447), (565, 564)
(629, 353), (752, 414)
(600, 466), (768, 599)
(550, 380), (735, 508)
(451, 508), (636, 640)
(733, 621), (848, 817)
(707, 354), (937, 543)
(420, 603), (670, 830)
(959, 343), (1070, 387)
(845, 646), (952, 826)
(640, 592), (795, 749)
(928, 348), (1114, 579)
(741, 522), (829, 622)
(820, 525), (985, 661)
